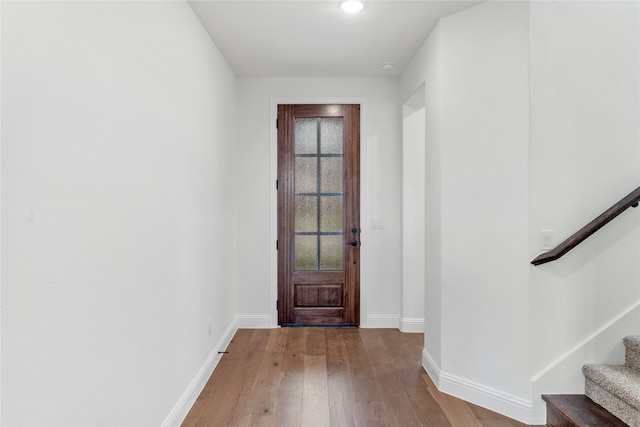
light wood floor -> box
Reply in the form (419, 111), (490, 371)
(182, 328), (536, 427)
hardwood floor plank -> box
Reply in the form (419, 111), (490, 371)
(235, 347), (284, 417)
(234, 413), (276, 427)
(186, 329), (268, 424)
(361, 330), (423, 426)
(377, 372), (425, 426)
(404, 368), (453, 427)
(372, 332), (453, 427)
(221, 330), (273, 423)
(300, 355), (331, 426)
(179, 418), (203, 427)
(275, 330), (304, 426)
(467, 401), (531, 427)
(182, 329), (537, 427)
(325, 328), (357, 427)
(305, 327), (327, 356)
(264, 327), (288, 353)
(359, 329), (396, 375)
(422, 373), (484, 427)
(344, 329), (391, 426)
(276, 353), (304, 426)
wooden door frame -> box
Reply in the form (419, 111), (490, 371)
(269, 97), (367, 328)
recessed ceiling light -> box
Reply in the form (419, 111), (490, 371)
(339, 0), (364, 14)
(381, 62), (395, 70)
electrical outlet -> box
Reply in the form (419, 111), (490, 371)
(372, 217), (384, 229)
(540, 230), (553, 250)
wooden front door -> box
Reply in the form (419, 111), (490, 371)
(277, 104), (360, 326)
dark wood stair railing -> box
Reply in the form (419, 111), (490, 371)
(531, 186), (640, 266)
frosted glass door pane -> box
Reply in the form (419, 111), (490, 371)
(320, 118), (343, 154)
(320, 197), (342, 232)
(295, 118), (317, 154)
(320, 158), (343, 193)
(320, 235), (343, 270)
(295, 158), (317, 193)
(295, 235), (317, 270)
(295, 196), (317, 232)
(293, 116), (345, 271)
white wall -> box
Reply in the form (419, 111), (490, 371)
(402, 102), (426, 332)
(1, 2), (237, 425)
(416, 23), (445, 372)
(403, 1), (532, 422)
(529, 1), (640, 423)
(439, 0), (531, 410)
(403, 0), (640, 424)
(235, 77), (403, 328)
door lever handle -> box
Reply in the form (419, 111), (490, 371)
(351, 240), (359, 247)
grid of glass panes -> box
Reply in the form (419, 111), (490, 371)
(294, 117), (344, 271)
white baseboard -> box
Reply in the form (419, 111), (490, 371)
(422, 348), (441, 385)
(365, 314), (400, 328)
(422, 348), (532, 424)
(400, 317), (424, 333)
(439, 371), (533, 424)
(236, 314), (273, 329)
(162, 317), (238, 427)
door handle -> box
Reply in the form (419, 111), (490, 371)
(351, 240), (359, 247)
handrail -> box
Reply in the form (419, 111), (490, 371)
(531, 186), (640, 266)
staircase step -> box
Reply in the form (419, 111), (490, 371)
(542, 394), (628, 427)
(583, 364), (640, 426)
(624, 336), (640, 371)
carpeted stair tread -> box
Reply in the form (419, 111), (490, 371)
(542, 394), (629, 427)
(625, 336), (640, 371)
(583, 364), (640, 411)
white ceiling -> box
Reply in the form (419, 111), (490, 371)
(189, 1), (481, 77)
